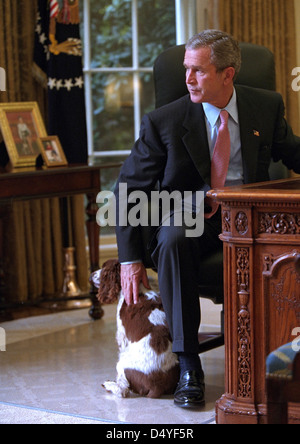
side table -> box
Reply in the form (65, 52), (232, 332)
(0, 163), (122, 320)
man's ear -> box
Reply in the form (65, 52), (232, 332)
(223, 67), (236, 85)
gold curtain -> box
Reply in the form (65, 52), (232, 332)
(207, 0), (300, 135)
(0, 0), (88, 302)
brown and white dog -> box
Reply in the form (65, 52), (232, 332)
(91, 259), (179, 399)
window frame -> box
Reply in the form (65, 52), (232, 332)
(82, 0), (197, 163)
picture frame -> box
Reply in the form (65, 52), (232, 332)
(39, 136), (68, 167)
(0, 102), (47, 168)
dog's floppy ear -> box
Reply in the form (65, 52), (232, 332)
(97, 259), (121, 304)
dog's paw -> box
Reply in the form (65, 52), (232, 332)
(102, 380), (130, 398)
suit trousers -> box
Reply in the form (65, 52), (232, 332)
(151, 211), (222, 354)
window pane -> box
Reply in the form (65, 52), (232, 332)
(92, 73), (135, 151)
(94, 156), (126, 190)
(90, 0), (133, 68)
(140, 72), (155, 115)
(82, 0), (177, 170)
(92, 157), (125, 236)
(138, 0), (176, 68)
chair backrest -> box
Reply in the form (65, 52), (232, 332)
(154, 42), (276, 108)
(153, 42), (287, 180)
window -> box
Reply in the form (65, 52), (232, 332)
(81, 0), (176, 183)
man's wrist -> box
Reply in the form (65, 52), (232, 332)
(121, 260), (142, 265)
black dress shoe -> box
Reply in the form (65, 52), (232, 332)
(174, 371), (205, 409)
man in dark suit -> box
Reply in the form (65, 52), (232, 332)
(115, 30), (300, 408)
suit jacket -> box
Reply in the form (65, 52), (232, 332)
(115, 85), (300, 262)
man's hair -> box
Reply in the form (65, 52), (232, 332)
(186, 30), (241, 80)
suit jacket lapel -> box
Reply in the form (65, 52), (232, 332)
(182, 100), (212, 185)
(236, 85), (261, 184)
(181, 87), (262, 187)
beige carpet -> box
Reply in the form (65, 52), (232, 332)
(0, 300), (224, 425)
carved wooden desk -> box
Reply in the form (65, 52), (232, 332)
(208, 178), (300, 424)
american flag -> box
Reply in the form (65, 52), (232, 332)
(33, 0), (88, 165)
(50, 0), (59, 18)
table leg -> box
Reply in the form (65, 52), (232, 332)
(86, 192), (104, 320)
(0, 211), (4, 291)
(0, 210), (5, 319)
(0, 205), (10, 292)
(0, 205), (12, 321)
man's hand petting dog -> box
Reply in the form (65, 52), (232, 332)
(121, 263), (150, 305)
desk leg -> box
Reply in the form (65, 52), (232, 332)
(86, 193), (104, 320)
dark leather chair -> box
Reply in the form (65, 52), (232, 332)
(266, 255), (300, 423)
(266, 343), (300, 424)
(143, 42), (288, 354)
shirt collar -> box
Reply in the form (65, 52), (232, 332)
(202, 88), (239, 127)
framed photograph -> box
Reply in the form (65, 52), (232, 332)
(0, 102), (47, 168)
(39, 136), (68, 167)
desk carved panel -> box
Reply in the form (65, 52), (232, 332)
(263, 252), (300, 346)
(259, 212), (300, 235)
(236, 247), (252, 398)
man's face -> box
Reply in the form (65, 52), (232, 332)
(184, 47), (231, 108)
